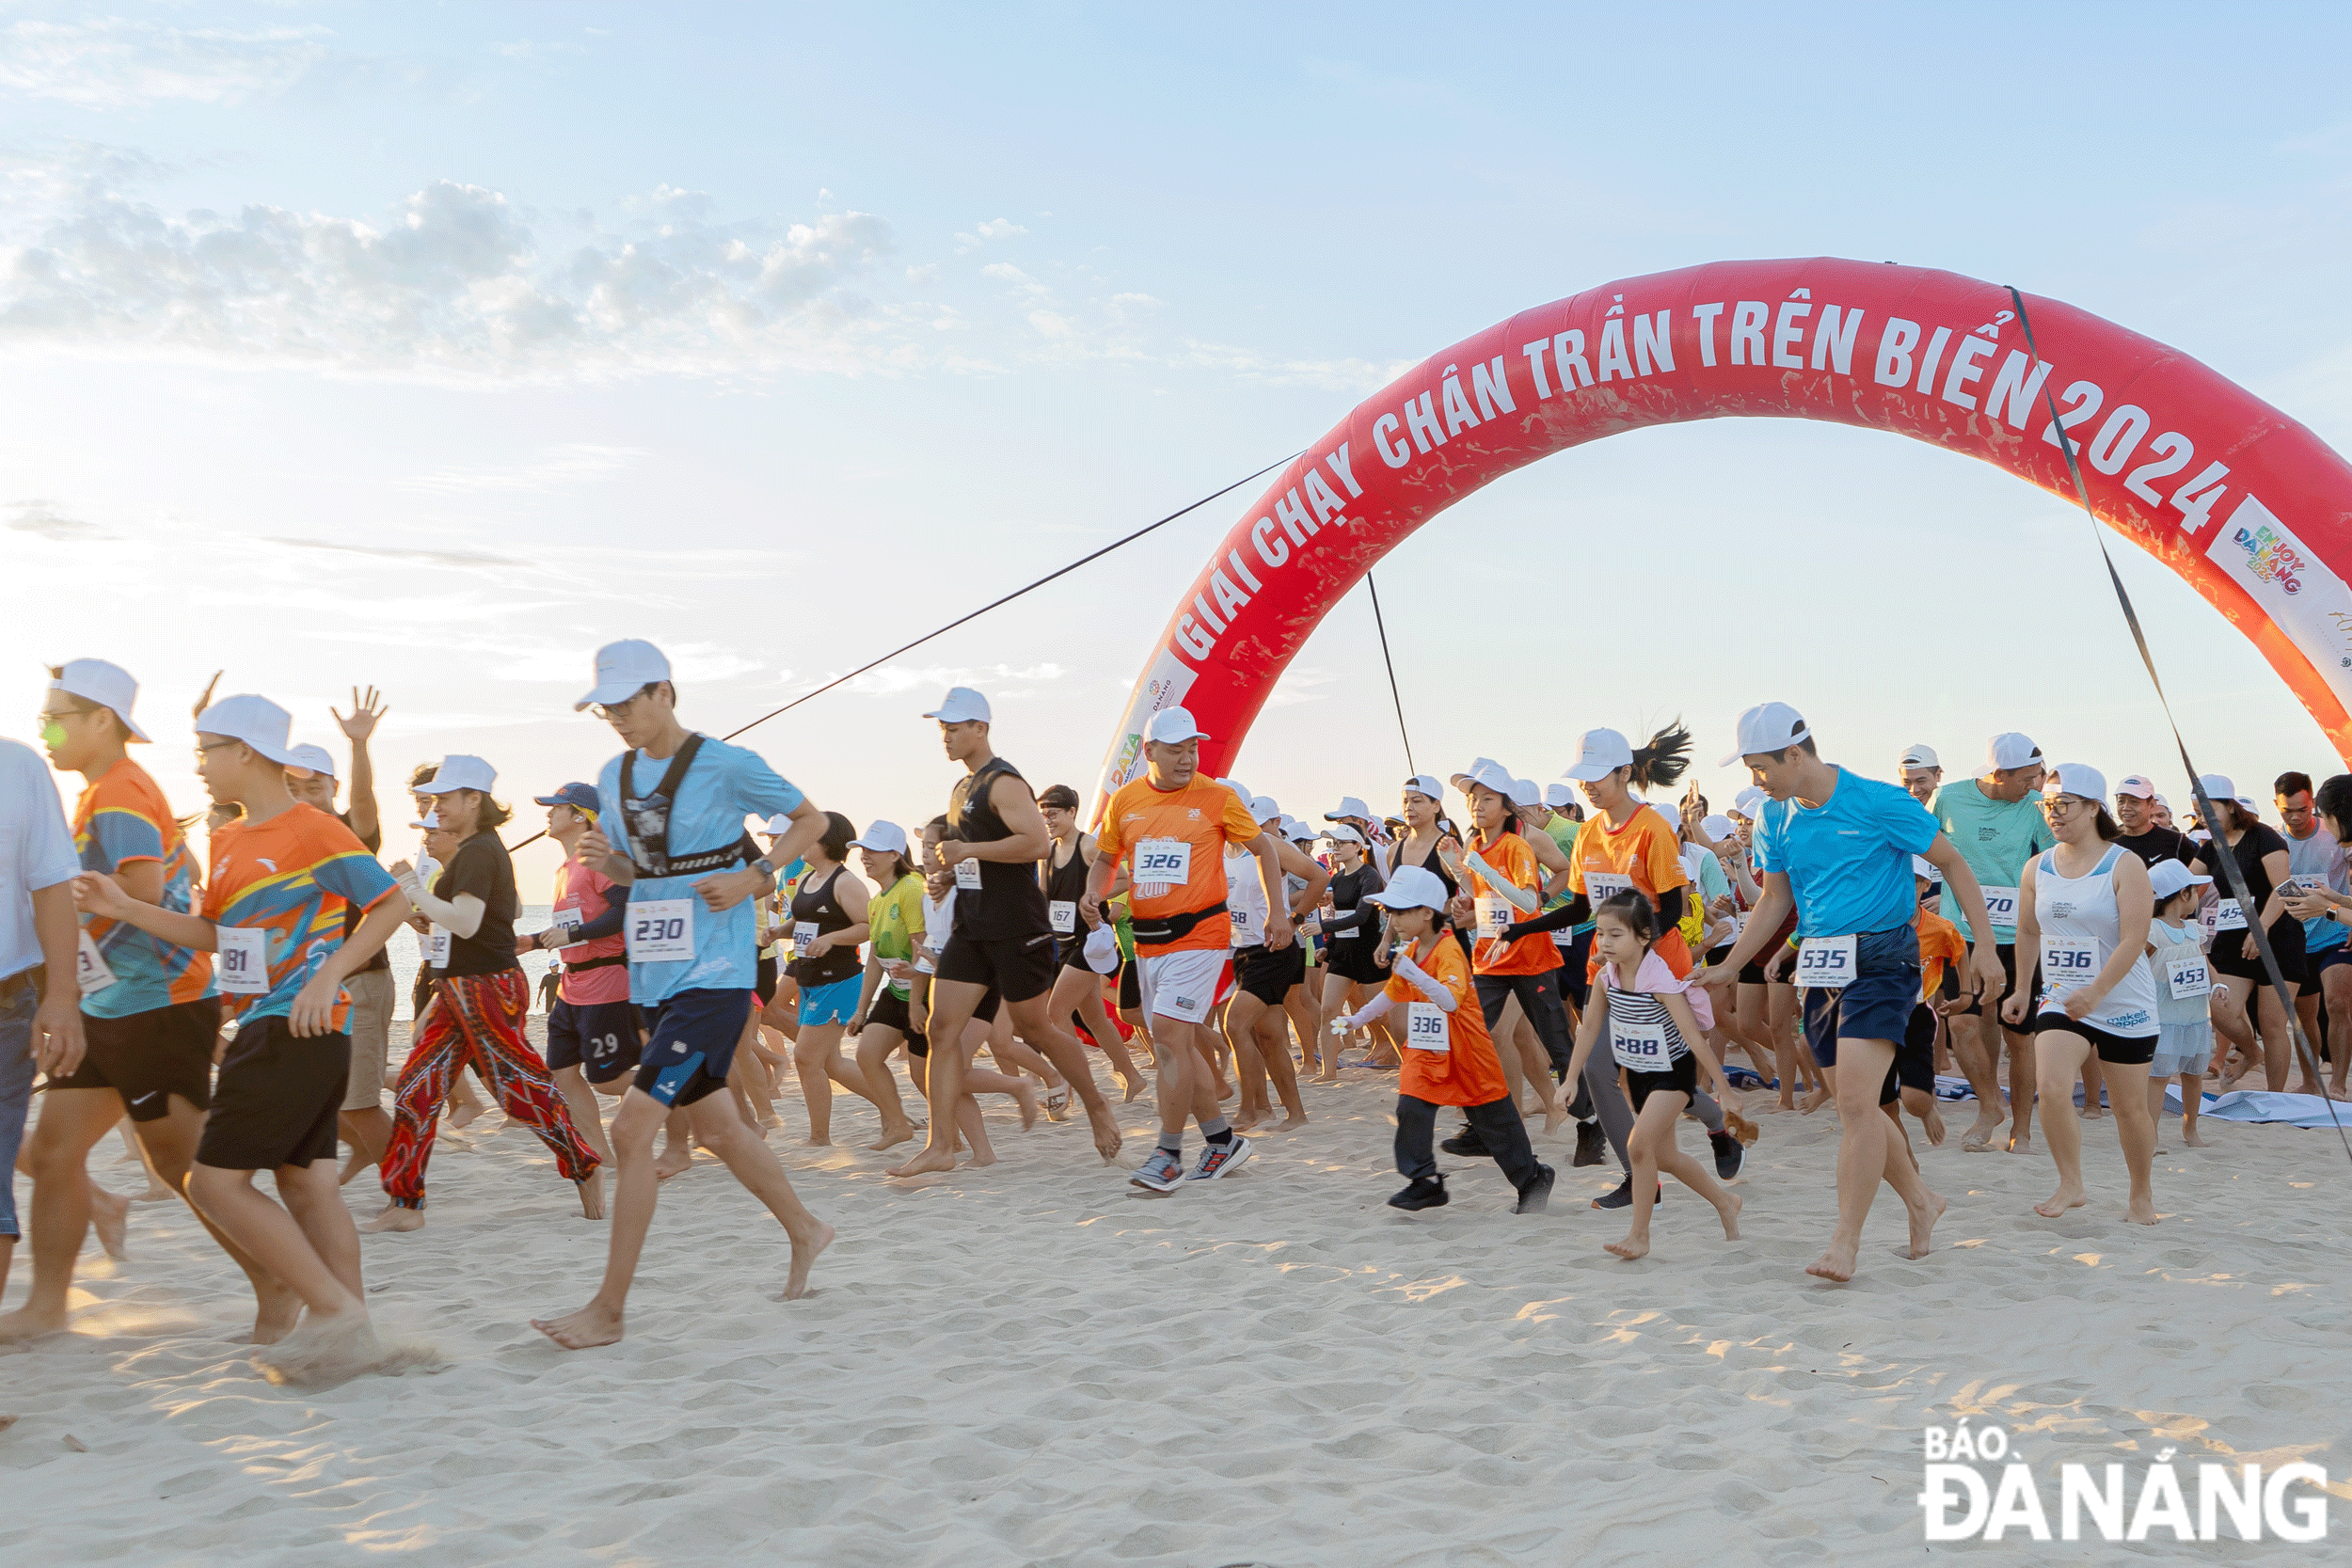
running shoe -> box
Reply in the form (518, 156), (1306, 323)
(1184, 1135), (1253, 1181)
(1439, 1124), (1492, 1158)
(1709, 1129), (1745, 1180)
(1571, 1121), (1607, 1167)
(1592, 1178), (1663, 1211)
(1130, 1149), (1185, 1192)
(1513, 1164), (1556, 1215)
(1387, 1175), (1450, 1211)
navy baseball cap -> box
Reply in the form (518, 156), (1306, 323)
(533, 782), (600, 816)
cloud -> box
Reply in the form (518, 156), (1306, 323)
(0, 16), (334, 108)
(397, 443), (646, 496)
(490, 39), (584, 61)
(953, 217), (1028, 253)
(260, 538), (530, 570)
(8, 499), (111, 539)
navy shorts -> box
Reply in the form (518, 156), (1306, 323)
(1801, 925), (1921, 1069)
(633, 987), (756, 1107)
(547, 998), (644, 1085)
(2317, 941), (2352, 974)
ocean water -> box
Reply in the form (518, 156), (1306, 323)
(387, 903), (560, 1021)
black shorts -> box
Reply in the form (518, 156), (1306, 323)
(1882, 1004), (1938, 1102)
(937, 930), (1057, 1006)
(54, 996), (220, 1117)
(1119, 958), (1140, 1012)
(1323, 931), (1388, 987)
(633, 987), (755, 1108)
(195, 1015), (346, 1171)
(1234, 942), (1307, 1006)
(755, 954), (778, 1007)
(2209, 916), (2307, 986)
(1559, 927), (1593, 1009)
(546, 998), (644, 1085)
(2033, 1011), (2158, 1066)
(1625, 1053), (1699, 1113)
(868, 985), (929, 1056)
(1958, 942), (2038, 1022)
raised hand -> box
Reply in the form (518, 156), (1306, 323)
(334, 686), (387, 741)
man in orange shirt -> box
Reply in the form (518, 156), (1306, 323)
(1088, 707), (1289, 1192)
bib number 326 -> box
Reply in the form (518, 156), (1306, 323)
(628, 898), (695, 962)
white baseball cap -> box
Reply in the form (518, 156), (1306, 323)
(410, 810), (441, 831)
(417, 755), (497, 796)
(1454, 758), (1515, 798)
(1701, 814), (1735, 840)
(1732, 785), (1766, 819)
(1719, 702), (1812, 767)
(50, 658), (151, 743)
(576, 639), (672, 711)
(1252, 796), (1281, 822)
(1322, 822), (1365, 845)
(195, 694), (300, 767)
(850, 819), (909, 855)
(2197, 773), (2258, 812)
(1899, 743), (1939, 769)
(284, 743), (338, 782)
(1367, 864), (1451, 913)
(1145, 706), (1208, 745)
(1283, 819), (1316, 842)
(1563, 728), (1635, 782)
(1543, 782), (1576, 809)
(1403, 774), (1446, 801)
(1911, 855), (1938, 879)
(1509, 778), (1544, 809)
(761, 813), (795, 835)
(2116, 774), (2157, 800)
(923, 687), (992, 725)
(2148, 860), (2214, 901)
(1986, 732), (2043, 772)
(2048, 762), (2107, 801)
(1324, 796), (1373, 822)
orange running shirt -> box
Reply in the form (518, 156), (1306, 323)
(203, 803), (397, 1030)
(1915, 906), (1967, 1002)
(1386, 930), (1508, 1106)
(1461, 830), (1562, 977)
(1097, 775), (1264, 954)
(1569, 803), (1692, 975)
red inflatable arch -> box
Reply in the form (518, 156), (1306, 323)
(1095, 256), (2352, 806)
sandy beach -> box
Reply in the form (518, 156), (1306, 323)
(3, 1047), (2345, 1566)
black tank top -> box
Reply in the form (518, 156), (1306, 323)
(788, 865), (860, 986)
(949, 755), (1051, 941)
(1045, 835), (1091, 948)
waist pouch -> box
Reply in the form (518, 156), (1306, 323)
(1129, 901), (1229, 947)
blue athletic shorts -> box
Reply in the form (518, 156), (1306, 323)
(632, 988), (756, 1108)
(798, 973), (863, 1028)
(1801, 925), (1921, 1068)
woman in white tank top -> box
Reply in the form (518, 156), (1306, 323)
(2002, 763), (2162, 1227)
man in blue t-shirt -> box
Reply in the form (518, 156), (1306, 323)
(532, 640), (835, 1353)
(1697, 704), (2002, 1286)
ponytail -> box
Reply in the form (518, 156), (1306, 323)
(1629, 721), (1692, 792)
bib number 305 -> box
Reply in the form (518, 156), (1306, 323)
(628, 898), (695, 962)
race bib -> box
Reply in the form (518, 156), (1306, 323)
(2213, 896), (2249, 932)
(553, 900), (583, 948)
(2041, 940), (2099, 993)
(1610, 1013), (1670, 1069)
(215, 926), (270, 995)
(1229, 901), (1259, 943)
(1585, 872), (1635, 907)
(627, 898), (695, 962)
(1551, 927), (1576, 947)
(421, 925), (452, 967)
(1474, 895), (1511, 940)
(1134, 838), (1191, 895)
(1404, 1001), (1450, 1053)
(75, 930), (118, 996)
(2166, 954), (2212, 1000)
(1979, 885), (2022, 928)
(793, 920), (819, 953)
(954, 857), (984, 891)
(1794, 934), (1857, 990)
(1049, 899), (1077, 935)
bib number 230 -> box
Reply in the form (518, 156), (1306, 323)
(628, 899), (695, 962)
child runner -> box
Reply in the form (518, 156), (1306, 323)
(2144, 859), (2217, 1148)
(522, 783), (640, 1214)
(1901, 856), (1968, 1148)
(1564, 894), (1742, 1259)
(532, 640), (834, 1350)
(1327, 865), (1553, 1213)
(846, 819), (927, 1150)
(72, 694), (413, 1382)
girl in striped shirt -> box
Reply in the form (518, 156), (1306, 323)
(1565, 894), (1744, 1259)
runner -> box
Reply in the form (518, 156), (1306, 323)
(783, 812), (898, 1147)
(2113, 775), (2193, 868)
(1327, 865), (1553, 1215)
(1899, 745), (1942, 805)
(522, 783), (640, 1212)
(1445, 760), (1570, 1136)
(1901, 856), (1968, 1148)
(1696, 703), (2001, 1282)
(1309, 823), (1395, 1079)
(0, 725), (92, 1325)
(2145, 860), (2217, 1148)
(1039, 784), (1150, 1101)
(2189, 774), (2300, 1092)
(889, 688), (1120, 1175)
(369, 755), (601, 1231)
(1929, 733), (2055, 1154)
(1223, 794), (1327, 1134)
(2002, 765), (2161, 1225)
(1088, 707), (1287, 1191)
(1564, 894), (1742, 1258)
(72, 694), (415, 1381)
(1322, 796), (1383, 874)
(533, 640), (834, 1350)
(846, 820), (928, 1149)
(2274, 771), (2346, 1098)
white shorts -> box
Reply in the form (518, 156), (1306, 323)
(1136, 948), (1231, 1025)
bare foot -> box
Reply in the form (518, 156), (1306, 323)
(1772, 1095), (1796, 1113)
(1799, 1085), (1833, 1115)
(90, 1184), (129, 1261)
(800, 1135), (834, 1148)
(1805, 1240), (1859, 1282)
(1542, 1102), (1567, 1137)
(1120, 1075), (1152, 1103)
(2125, 1196), (2159, 1226)
(1905, 1189), (1946, 1259)
(360, 1205), (426, 1233)
(1604, 1233), (1651, 1260)
(250, 1281), (303, 1345)
(964, 1148), (996, 1167)
(578, 1178), (605, 1222)
(2081, 1105), (2106, 1120)
(1960, 1116), (2004, 1152)
(867, 1120), (916, 1152)
(886, 1148), (958, 1178)
(532, 1301), (624, 1350)
(1014, 1082), (1041, 1132)
(1922, 1104), (1947, 1147)
(2033, 1185), (2088, 1219)
(1275, 1113), (1309, 1132)
(131, 1180), (175, 1203)
(253, 1310), (435, 1386)
(783, 1221), (835, 1300)
(1717, 1189), (1744, 1240)
(1083, 1100), (1122, 1164)
(2182, 1126), (2209, 1147)
(1311, 1071), (1340, 1086)
(655, 1142), (692, 1180)
(449, 1101), (485, 1132)
(338, 1148), (371, 1187)
(1214, 1078), (1234, 1101)
(0, 1302), (69, 1343)
(2009, 1136), (2037, 1156)
(1232, 1111), (1263, 1134)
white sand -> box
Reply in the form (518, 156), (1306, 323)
(3, 1053), (2347, 1565)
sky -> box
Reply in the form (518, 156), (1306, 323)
(6, 1), (2352, 883)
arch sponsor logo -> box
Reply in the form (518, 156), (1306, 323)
(2206, 495), (2352, 673)
(1918, 1422), (2329, 1544)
